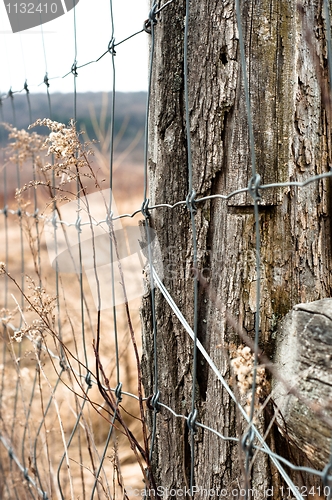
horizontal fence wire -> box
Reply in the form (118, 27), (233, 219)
(1, 0), (332, 499)
(1, 171), (332, 223)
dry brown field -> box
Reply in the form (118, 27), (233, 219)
(0, 124), (148, 499)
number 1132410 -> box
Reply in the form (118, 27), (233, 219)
(6, 3), (58, 14)
(279, 485), (329, 498)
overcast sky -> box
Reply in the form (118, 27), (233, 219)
(0, 1), (149, 94)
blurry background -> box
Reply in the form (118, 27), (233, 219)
(0, 0), (149, 203)
(0, 2), (150, 498)
(0, 0), (149, 93)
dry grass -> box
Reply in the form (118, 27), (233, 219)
(0, 118), (149, 499)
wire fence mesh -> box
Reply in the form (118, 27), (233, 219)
(1, 1), (332, 499)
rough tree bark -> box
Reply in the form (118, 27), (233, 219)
(141, 0), (332, 498)
(274, 299), (332, 471)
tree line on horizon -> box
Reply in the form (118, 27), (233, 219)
(0, 91), (147, 153)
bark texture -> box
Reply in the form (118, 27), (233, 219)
(141, 0), (332, 498)
(274, 299), (332, 471)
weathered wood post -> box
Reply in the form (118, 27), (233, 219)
(274, 299), (332, 470)
(141, 1), (332, 497)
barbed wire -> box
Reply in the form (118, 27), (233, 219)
(1, 170), (331, 224)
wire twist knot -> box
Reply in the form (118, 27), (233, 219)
(187, 409), (198, 434)
(144, 3), (158, 34)
(75, 216), (82, 233)
(147, 390), (161, 412)
(44, 73), (50, 88)
(85, 372), (93, 388)
(151, 390), (161, 412)
(108, 38), (116, 56)
(186, 189), (197, 214)
(106, 210), (114, 227)
(248, 174), (261, 203)
(24, 80), (29, 93)
(115, 382), (123, 402)
(71, 61), (78, 77)
(59, 357), (68, 370)
(241, 428), (254, 460)
(141, 198), (151, 218)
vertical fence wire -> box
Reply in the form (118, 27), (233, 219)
(183, 0), (199, 493)
(321, 1), (332, 499)
(0, 91), (12, 499)
(29, 21), (65, 499)
(8, 88), (27, 500)
(20, 81), (43, 500)
(90, 1), (121, 497)
(234, 0), (261, 494)
(107, 0), (121, 396)
(0, 96), (8, 415)
(55, 4), (88, 496)
(142, 4), (160, 474)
